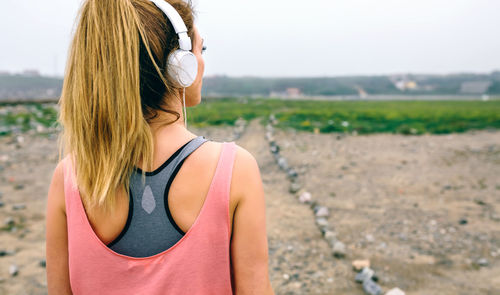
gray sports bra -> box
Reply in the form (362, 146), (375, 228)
(107, 136), (208, 257)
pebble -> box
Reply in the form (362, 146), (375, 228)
(298, 191), (312, 203)
(458, 218), (468, 225)
(363, 278), (382, 295)
(286, 168), (298, 179)
(355, 267), (374, 283)
(4, 217), (15, 226)
(0, 201), (4, 207)
(476, 258), (489, 267)
(277, 157), (289, 170)
(332, 241), (346, 258)
(265, 131), (273, 141)
(12, 203), (26, 210)
(14, 184), (25, 190)
(314, 206), (330, 218)
(39, 259), (46, 268)
(283, 274), (290, 280)
(289, 181), (302, 194)
(352, 260), (371, 271)
(365, 234), (375, 243)
(386, 287), (406, 295)
(324, 230), (337, 241)
(0, 249), (15, 256)
(9, 264), (19, 276)
(315, 218), (329, 228)
(270, 144), (280, 154)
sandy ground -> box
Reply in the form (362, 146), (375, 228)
(0, 120), (499, 294)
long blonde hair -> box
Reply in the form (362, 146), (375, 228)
(58, 0), (194, 213)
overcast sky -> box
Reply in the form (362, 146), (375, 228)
(1, 0), (499, 77)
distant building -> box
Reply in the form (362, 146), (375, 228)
(392, 75), (418, 91)
(286, 88), (301, 98)
(21, 69), (41, 77)
(460, 81), (492, 94)
(270, 88), (302, 98)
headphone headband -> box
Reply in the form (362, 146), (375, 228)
(148, 0), (192, 51)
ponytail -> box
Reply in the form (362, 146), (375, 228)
(58, 0), (165, 212)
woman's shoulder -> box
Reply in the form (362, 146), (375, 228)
(204, 140), (258, 172)
(200, 140), (260, 198)
(229, 143), (262, 204)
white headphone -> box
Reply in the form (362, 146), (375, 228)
(149, 0), (198, 88)
(149, 0), (198, 127)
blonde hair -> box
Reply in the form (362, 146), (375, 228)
(58, 0), (194, 213)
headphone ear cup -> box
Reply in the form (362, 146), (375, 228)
(167, 50), (198, 88)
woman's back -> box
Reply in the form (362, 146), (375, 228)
(83, 130), (237, 250)
(62, 134), (237, 294)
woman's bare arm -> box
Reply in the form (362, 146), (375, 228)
(230, 146), (274, 294)
(45, 161), (72, 294)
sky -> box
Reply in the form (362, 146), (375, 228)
(1, 0), (499, 77)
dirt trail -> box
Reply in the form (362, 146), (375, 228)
(235, 119), (360, 294)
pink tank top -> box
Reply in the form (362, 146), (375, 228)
(62, 141), (236, 295)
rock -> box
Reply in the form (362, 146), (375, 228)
(283, 273), (290, 280)
(265, 131), (274, 142)
(286, 168), (298, 179)
(9, 264), (18, 276)
(277, 157), (289, 171)
(315, 218), (329, 228)
(0, 249), (15, 256)
(0, 201), (4, 207)
(13, 184), (25, 190)
(289, 181), (301, 194)
(314, 206), (330, 218)
(458, 218), (468, 225)
(332, 241), (346, 258)
(476, 258), (489, 267)
(39, 259), (46, 268)
(355, 267), (374, 283)
(324, 230), (337, 241)
(352, 260), (371, 272)
(385, 287), (406, 295)
(270, 144), (280, 154)
(365, 234), (375, 243)
(298, 191), (312, 204)
(4, 217), (15, 226)
(363, 278), (382, 295)
(12, 203), (26, 210)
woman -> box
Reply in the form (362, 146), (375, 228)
(45, 0), (273, 294)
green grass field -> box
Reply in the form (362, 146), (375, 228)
(190, 98), (500, 135)
(1, 98), (499, 136)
